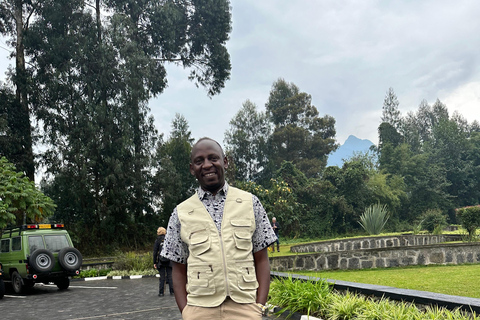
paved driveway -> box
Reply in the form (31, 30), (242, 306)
(0, 277), (273, 320)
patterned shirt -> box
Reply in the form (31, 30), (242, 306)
(161, 183), (277, 264)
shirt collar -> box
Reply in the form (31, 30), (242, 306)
(197, 182), (229, 200)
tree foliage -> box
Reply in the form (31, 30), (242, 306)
(0, 157), (56, 229)
(266, 78), (338, 178)
(0, 0), (233, 252)
(224, 100), (271, 181)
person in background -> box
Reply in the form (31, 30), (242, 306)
(271, 217), (280, 252)
(160, 137), (277, 319)
(153, 227), (174, 297)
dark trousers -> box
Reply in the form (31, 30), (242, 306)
(157, 264), (173, 294)
(271, 237), (280, 251)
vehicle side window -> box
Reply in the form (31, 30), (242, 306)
(12, 237), (22, 251)
(45, 235), (71, 252)
(0, 239), (10, 253)
(28, 236), (45, 253)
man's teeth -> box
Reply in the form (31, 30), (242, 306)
(205, 173), (216, 177)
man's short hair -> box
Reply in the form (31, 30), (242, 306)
(191, 137), (225, 159)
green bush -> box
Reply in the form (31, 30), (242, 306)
(269, 276), (333, 318)
(113, 251), (152, 271)
(358, 203), (389, 235)
(74, 268), (113, 279)
(456, 205), (480, 241)
(268, 276), (480, 319)
(419, 209), (448, 233)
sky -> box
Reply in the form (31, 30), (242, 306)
(1, 0), (480, 148)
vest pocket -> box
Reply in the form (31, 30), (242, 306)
(233, 230), (252, 251)
(231, 220), (253, 251)
(187, 264), (215, 295)
(189, 229), (211, 256)
(235, 260), (259, 290)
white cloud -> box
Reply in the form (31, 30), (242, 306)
(442, 82), (480, 121)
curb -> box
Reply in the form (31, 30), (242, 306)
(73, 274), (159, 281)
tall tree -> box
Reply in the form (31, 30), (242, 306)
(224, 100), (271, 182)
(17, 0), (232, 251)
(152, 114), (195, 223)
(381, 87), (401, 131)
(0, 0), (38, 180)
(265, 78), (338, 178)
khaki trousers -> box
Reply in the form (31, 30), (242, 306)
(181, 298), (262, 320)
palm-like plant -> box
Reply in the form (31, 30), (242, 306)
(358, 203), (389, 235)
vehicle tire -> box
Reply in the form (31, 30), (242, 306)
(29, 249), (55, 273)
(11, 271), (25, 294)
(58, 248), (83, 271)
(55, 277), (70, 290)
(0, 278), (5, 299)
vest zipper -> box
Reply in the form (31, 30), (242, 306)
(218, 230), (230, 297)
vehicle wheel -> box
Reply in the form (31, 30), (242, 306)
(29, 249), (55, 273)
(58, 248), (83, 271)
(11, 271), (25, 294)
(55, 277), (70, 290)
(0, 278), (5, 299)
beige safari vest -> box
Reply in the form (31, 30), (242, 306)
(177, 186), (258, 307)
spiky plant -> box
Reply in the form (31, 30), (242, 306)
(358, 203), (389, 235)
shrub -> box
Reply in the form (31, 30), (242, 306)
(456, 205), (480, 241)
(419, 209), (448, 233)
(327, 291), (366, 320)
(268, 276), (480, 320)
(113, 251), (152, 271)
(269, 276), (333, 318)
(358, 203), (389, 235)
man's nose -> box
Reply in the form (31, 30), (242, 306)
(203, 159), (213, 168)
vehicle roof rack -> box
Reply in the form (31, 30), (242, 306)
(1, 224), (65, 238)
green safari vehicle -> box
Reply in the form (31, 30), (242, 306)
(0, 224), (82, 294)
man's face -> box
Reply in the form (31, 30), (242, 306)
(190, 139), (228, 194)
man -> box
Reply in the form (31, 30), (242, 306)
(161, 137), (277, 319)
(270, 217), (280, 252)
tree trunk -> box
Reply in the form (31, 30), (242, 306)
(14, 0), (34, 182)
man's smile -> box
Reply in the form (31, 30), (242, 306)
(204, 172), (217, 177)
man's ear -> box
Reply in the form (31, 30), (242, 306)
(223, 155), (228, 169)
(190, 163), (195, 176)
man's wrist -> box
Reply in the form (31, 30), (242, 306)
(256, 302), (268, 315)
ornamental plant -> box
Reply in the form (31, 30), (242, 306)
(358, 203), (389, 235)
(456, 205), (480, 241)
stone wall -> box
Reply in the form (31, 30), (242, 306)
(270, 242), (480, 271)
(289, 234), (461, 254)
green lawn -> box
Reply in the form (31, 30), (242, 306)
(293, 264), (480, 298)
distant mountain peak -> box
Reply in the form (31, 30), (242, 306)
(327, 135), (374, 167)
